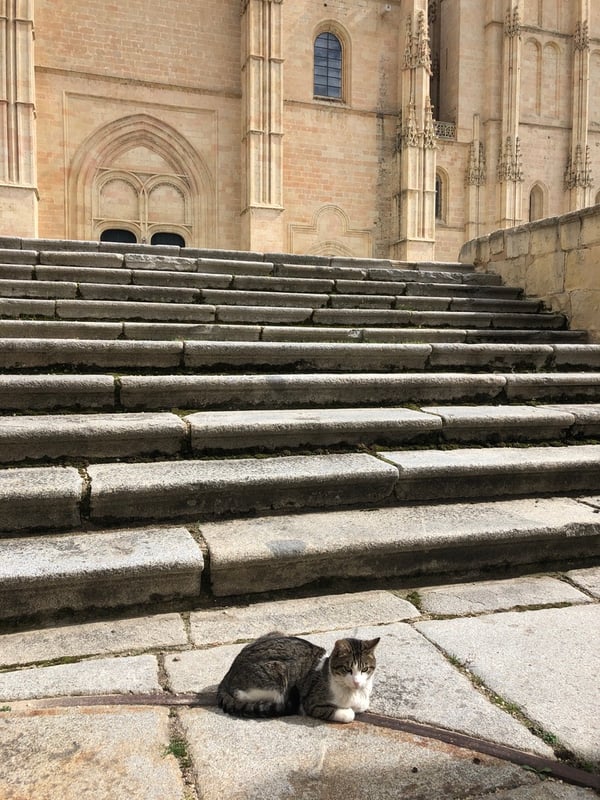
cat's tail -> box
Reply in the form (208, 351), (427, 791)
(217, 686), (297, 718)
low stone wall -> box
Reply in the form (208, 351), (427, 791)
(459, 206), (600, 343)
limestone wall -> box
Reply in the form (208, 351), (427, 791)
(459, 206), (600, 342)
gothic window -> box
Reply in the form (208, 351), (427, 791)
(435, 172), (447, 223)
(529, 184), (545, 221)
(314, 32), (343, 99)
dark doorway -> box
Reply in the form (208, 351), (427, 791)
(100, 229), (138, 244)
(151, 232), (186, 247)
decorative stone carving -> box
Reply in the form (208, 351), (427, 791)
(403, 11), (432, 74)
(423, 98), (437, 150)
(496, 136), (524, 183)
(466, 141), (486, 186)
(565, 144), (593, 190)
(574, 19), (590, 52)
(504, 5), (521, 39)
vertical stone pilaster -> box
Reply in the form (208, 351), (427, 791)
(392, 0), (435, 261)
(0, 0), (38, 236)
(465, 114), (486, 241)
(496, 2), (524, 229)
(565, 0), (592, 210)
(240, 0), (284, 251)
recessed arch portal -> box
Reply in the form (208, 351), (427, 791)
(68, 114), (215, 246)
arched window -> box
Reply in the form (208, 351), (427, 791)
(100, 228), (138, 244)
(314, 32), (342, 99)
(435, 172), (448, 223)
(151, 232), (186, 247)
(529, 184), (545, 221)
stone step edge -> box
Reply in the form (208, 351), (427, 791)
(1, 404), (600, 465)
(0, 525), (204, 622)
(3, 339), (598, 374)
(3, 445), (600, 534)
(0, 320), (586, 346)
(199, 496), (600, 596)
(2, 372), (600, 413)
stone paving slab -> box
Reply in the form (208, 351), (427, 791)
(88, 453), (398, 524)
(0, 526), (203, 619)
(39, 250), (125, 267)
(201, 496), (600, 596)
(0, 654), (160, 701)
(78, 282), (200, 304)
(0, 297), (56, 317)
(386, 444), (600, 502)
(134, 268), (233, 288)
(0, 412), (186, 461)
(0, 374), (116, 411)
(0, 613), (188, 668)
(181, 709), (541, 800)
(416, 576), (592, 616)
(0, 707), (184, 800)
(416, 605), (600, 766)
(0, 465), (82, 533)
(188, 590), (419, 647)
(567, 566), (600, 598)
(545, 404), (600, 435)
(186, 406), (441, 451)
(429, 343), (553, 370)
(37, 264), (131, 283)
(166, 622), (550, 755)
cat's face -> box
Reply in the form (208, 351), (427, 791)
(329, 637), (380, 691)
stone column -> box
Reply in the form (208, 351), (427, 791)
(565, 0), (592, 210)
(392, 0), (436, 261)
(496, 2), (524, 229)
(0, 0), (37, 236)
(240, 0), (284, 251)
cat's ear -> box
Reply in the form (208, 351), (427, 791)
(363, 637), (380, 652)
(332, 638), (352, 655)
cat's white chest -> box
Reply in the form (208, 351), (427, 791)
(331, 675), (373, 713)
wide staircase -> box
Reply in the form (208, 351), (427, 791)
(1, 237), (600, 624)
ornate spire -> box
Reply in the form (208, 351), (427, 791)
(574, 19), (590, 52)
(466, 141), (486, 186)
(403, 11), (432, 74)
(496, 136), (523, 183)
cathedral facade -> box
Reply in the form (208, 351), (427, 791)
(1, 0), (598, 260)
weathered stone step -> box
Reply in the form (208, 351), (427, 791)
(2, 371), (599, 413)
(0, 526), (204, 621)
(4, 404), (598, 464)
(0, 412), (187, 463)
(201, 496), (600, 597)
(5, 338), (599, 373)
(4, 445), (600, 534)
(0, 319), (584, 345)
(0, 264), (524, 300)
(2, 295), (556, 328)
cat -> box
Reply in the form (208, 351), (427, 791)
(217, 631), (380, 723)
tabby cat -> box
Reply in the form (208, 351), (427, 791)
(217, 631), (380, 723)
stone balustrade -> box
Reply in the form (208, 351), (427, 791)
(459, 206), (600, 342)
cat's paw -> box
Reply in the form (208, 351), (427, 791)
(352, 699), (370, 713)
(331, 707), (355, 724)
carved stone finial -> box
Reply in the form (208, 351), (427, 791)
(504, 5), (521, 38)
(565, 144), (594, 190)
(497, 136), (524, 183)
(574, 20), (590, 52)
(466, 141), (486, 186)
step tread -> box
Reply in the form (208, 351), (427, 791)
(0, 526), (203, 620)
(200, 495), (600, 596)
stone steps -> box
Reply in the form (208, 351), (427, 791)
(3, 445), (600, 539)
(0, 238), (599, 623)
(2, 404), (600, 466)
